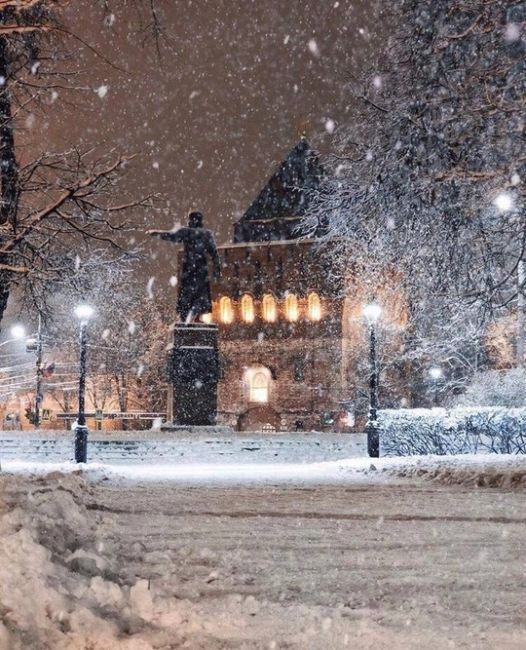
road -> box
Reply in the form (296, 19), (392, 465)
(86, 478), (526, 649)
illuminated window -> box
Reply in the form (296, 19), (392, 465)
(262, 293), (277, 322)
(241, 294), (255, 323)
(250, 371), (270, 403)
(307, 292), (321, 321)
(219, 296), (234, 324)
(200, 313), (212, 324)
(284, 293), (299, 322)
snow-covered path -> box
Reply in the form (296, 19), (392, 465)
(1, 458), (526, 649)
(86, 479), (526, 649)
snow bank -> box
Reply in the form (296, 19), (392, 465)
(379, 407), (526, 456)
(0, 471), (169, 649)
(380, 454), (526, 489)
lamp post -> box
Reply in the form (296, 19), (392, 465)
(363, 303), (382, 458)
(429, 366), (443, 406)
(34, 315), (44, 428)
(74, 304), (94, 463)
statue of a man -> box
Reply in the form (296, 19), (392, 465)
(148, 211), (221, 323)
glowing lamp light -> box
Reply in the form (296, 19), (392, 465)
(493, 192), (514, 212)
(10, 324), (26, 339)
(74, 304), (95, 321)
(429, 367), (443, 380)
(362, 303), (382, 323)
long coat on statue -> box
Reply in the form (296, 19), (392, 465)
(162, 227), (221, 320)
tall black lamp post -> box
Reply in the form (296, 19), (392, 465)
(74, 304), (94, 463)
(363, 303), (382, 458)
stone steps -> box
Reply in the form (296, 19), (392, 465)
(0, 433), (367, 464)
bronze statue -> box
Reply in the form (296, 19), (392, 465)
(148, 211), (221, 323)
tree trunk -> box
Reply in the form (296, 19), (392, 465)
(517, 260), (525, 367)
(0, 35), (20, 331)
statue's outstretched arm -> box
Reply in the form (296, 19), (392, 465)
(146, 228), (186, 242)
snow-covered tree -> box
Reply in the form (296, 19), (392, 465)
(0, 1), (162, 330)
(455, 368), (526, 408)
(309, 0), (526, 394)
(44, 264), (171, 421)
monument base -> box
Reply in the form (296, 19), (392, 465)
(169, 322), (220, 427)
(160, 423), (234, 435)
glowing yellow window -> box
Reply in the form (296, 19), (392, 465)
(219, 296), (234, 324)
(241, 294), (255, 323)
(262, 294), (277, 323)
(285, 293), (299, 322)
(307, 292), (321, 321)
(200, 313), (213, 324)
(250, 371), (270, 403)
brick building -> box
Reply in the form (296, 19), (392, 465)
(200, 139), (406, 431)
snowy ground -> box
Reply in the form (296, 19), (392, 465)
(1, 455), (526, 649)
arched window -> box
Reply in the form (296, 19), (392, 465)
(219, 296), (234, 324)
(262, 293), (277, 323)
(241, 294), (255, 323)
(307, 292), (322, 321)
(249, 371), (270, 403)
(284, 293), (299, 322)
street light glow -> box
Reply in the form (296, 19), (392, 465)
(74, 304), (95, 321)
(429, 366), (443, 380)
(362, 303), (382, 323)
(493, 192), (514, 212)
(10, 324), (26, 339)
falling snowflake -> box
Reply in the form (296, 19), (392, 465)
(169, 276), (178, 287)
(324, 118), (335, 134)
(102, 329), (110, 340)
(146, 277), (155, 299)
(96, 85), (108, 99)
(307, 39), (320, 57)
(128, 321), (136, 335)
(504, 23), (521, 42)
(104, 13), (116, 27)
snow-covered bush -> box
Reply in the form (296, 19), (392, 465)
(379, 407), (526, 456)
(455, 369), (526, 408)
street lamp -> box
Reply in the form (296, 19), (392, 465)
(429, 366), (443, 406)
(362, 302), (382, 458)
(0, 324), (27, 348)
(74, 304), (94, 463)
(10, 324), (26, 340)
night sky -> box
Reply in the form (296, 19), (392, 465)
(17, 0), (381, 297)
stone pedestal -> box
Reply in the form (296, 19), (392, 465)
(164, 323), (221, 428)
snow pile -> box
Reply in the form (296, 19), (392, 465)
(383, 454), (526, 489)
(379, 407), (526, 456)
(0, 471), (169, 649)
